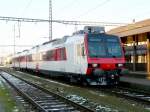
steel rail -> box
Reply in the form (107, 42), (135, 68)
(0, 71), (94, 112)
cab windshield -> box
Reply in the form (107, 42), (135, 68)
(88, 34), (123, 58)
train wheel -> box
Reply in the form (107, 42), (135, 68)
(82, 81), (88, 86)
(69, 76), (77, 83)
(81, 78), (89, 86)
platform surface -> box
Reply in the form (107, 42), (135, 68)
(120, 76), (150, 86)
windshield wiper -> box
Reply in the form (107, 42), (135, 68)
(108, 54), (116, 58)
(90, 55), (98, 58)
(112, 55), (116, 58)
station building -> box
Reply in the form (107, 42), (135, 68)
(107, 19), (150, 79)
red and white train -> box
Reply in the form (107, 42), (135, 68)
(12, 26), (128, 85)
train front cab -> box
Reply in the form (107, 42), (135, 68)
(84, 32), (128, 85)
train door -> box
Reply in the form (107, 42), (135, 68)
(76, 41), (86, 74)
(65, 43), (76, 73)
(76, 43), (81, 65)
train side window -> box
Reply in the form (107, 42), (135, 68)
(77, 44), (81, 56)
(60, 47), (66, 60)
(81, 43), (85, 57)
(63, 47), (67, 60)
(32, 54), (36, 61)
(46, 50), (54, 61)
(60, 48), (64, 60)
(9, 61), (12, 64)
(28, 55), (32, 62)
(42, 52), (47, 61)
(56, 48), (61, 60)
(77, 43), (85, 57)
(50, 50), (56, 61)
(39, 53), (43, 61)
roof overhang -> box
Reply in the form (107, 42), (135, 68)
(107, 19), (150, 37)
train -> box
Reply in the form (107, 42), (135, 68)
(12, 26), (128, 85)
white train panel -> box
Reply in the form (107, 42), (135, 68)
(11, 26), (128, 85)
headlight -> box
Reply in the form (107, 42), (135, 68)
(92, 64), (98, 67)
(118, 63), (123, 67)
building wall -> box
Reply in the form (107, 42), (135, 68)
(121, 33), (147, 72)
(107, 19), (150, 79)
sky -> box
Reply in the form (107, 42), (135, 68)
(0, 0), (150, 57)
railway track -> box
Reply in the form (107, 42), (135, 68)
(0, 71), (94, 112)
(1, 68), (150, 111)
(110, 87), (150, 105)
(88, 85), (150, 107)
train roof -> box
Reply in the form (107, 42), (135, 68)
(13, 26), (105, 56)
(23, 49), (29, 52)
(42, 39), (59, 45)
(41, 35), (70, 46)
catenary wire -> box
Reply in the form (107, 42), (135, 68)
(74, 0), (111, 19)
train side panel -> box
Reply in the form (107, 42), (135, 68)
(12, 53), (21, 69)
(20, 50), (28, 69)
(37, 35), (87, 76)
(26, 47), (38, 71)
(37, 43), (67, 75)
(65, 35), (87, 75)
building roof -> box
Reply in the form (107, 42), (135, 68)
(107, 19), (150, 37)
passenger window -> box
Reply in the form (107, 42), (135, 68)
(77, 44), (81, 56)
(81, 43), (85, 57)
(77, 43), (85, 57)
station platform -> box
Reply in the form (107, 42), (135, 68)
(120, 74), (150, 91)
(125, 71), (148, 79)
(120, 76), (150, 86)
